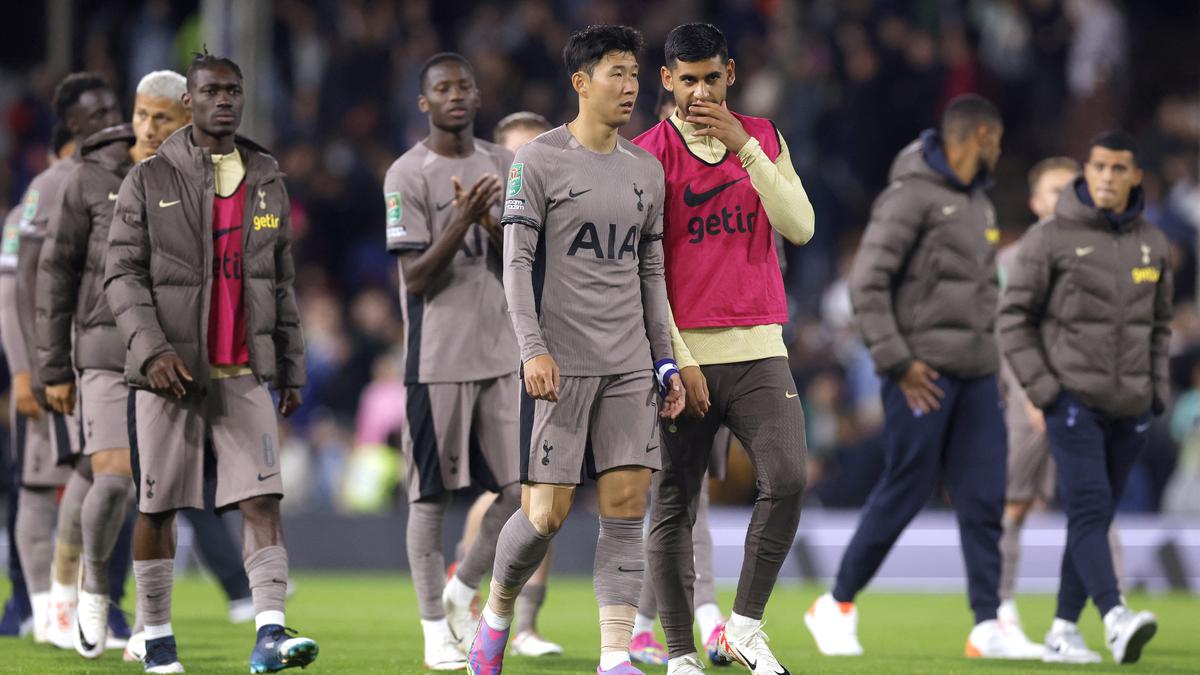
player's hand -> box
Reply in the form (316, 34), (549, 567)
(686, 100), (751, 153)
(453, 174), (502, 225)
(147, 353), (193, 398)
(45, 381), (77, 415)
(523, 354), (560, 402)
(13, 371), (42, 420)
(661, 373), (685, 419)
(1023, 398), (1046, 436)
(278, 387), (303, 418)
(680, 366), (710, 418)
(899, 360), (944, 415)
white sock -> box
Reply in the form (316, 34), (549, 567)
(445, 575), (476, 606)
(255, 610), (286, 631)
(668, 653), (701, 673)
(633, 613), (654, 636)
(1051, 618), (1077, 633)
(726, 611), (761, 635)
(695, 602), (723, 638)
(50, 580), (78, 601)
(144, 623), (174, 639)
(483, 605), (512, 631)
(421, 618), (451, 642)
(600, 650), (630, 670)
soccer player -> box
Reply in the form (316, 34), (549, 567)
(451, 110), (565, 660)
(468, 24), (684, 675)
(994, 156), (1094, 655)
(104, 51), (317, 673)
(6, 73), (120, 645)
(383, 53), (524, 670)
(998, 131), (1167, 665)
(806, 95), (1041, 660)
(633, 23), (813, 675)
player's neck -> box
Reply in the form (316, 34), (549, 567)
(191, 126), (235, 155)
(944, 141), (979, 187)
(567, 114), (618, 154)
(426, 125), (475, 158)
(129, 143), (153, 164)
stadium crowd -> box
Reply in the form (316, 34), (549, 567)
(1, 0), (1198, 518)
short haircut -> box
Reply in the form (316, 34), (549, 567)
(185, 47), (244, 91)
(1027, 156), (1080, 190)
(419, 52), (474, 93)
(563, 24), (643, 77)
(50, 123), (73, 156)
(494, 111), (551, 145)
(137, 70), (187, 102)
(52, 72), (109, 120)
(940, 94), (1002, 141)
(664, 23), (728, 67)
(1089, 130), (1140, 166)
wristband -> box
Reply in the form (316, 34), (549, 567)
(655, 358), (680, 399)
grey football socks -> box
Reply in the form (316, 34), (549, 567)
(16, 487), (57, 593)
(406, 497), (449, 620)
(81, 474), (133, 594)
(456, 484), (520, 589)
(244, 545), (289, 619)
(133, 558), (174, 627)
(489, 511), (553, 617)
(999, 513), (1022, 601)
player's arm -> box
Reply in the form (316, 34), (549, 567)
(996, 224), (1060, 409)
(35, 171), (90, 413)
(104, 165), (183, 394)
(272, 182), (305, 417)
(740, 135), (815, 245)
(1150, 240), (1173, 415)
(501, 151), (558, 401)
(14, 194), (52, 406)
(638, 184), (684, 418)
(0, 274), (39, 419)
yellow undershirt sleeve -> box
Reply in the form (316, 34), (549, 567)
(737, 136), (815, 245)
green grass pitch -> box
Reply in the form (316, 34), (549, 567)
(0, 574), (1196, 673)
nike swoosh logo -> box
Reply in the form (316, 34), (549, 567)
(158, 199), (181, 208)
(257, 472), (279, 482)
(683, 177), (746, 207)
(616, 566), (644, 573)
(734, 645), (757, 670)
(213, 225), (242, 240)
(108, 192), (118, 201)
(1135, 422), (1151, 433)
(436, 199), (454, 211)
(568, 188), (592, 199)
(942, 205), (958, 216)
(78, 622), (98, 652)
(785, 392), (799, 399)
(1075, 246), (1095, 257)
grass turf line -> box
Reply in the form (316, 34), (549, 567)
(0, 574), (1196, 673)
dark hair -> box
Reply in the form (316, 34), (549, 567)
(419, 52), (474, 93)
(563, 24), (643, 77)
(494, 111), (551, 145)
(52, 72), (109, 120)
(664, 23), (728, 67)
(185, 46), (244, 91)
(1089, 130), (1140, 166)
(1027, 156), (1080, 190)
(941, 94), (1002, 141)
(50, 122), (74, 156)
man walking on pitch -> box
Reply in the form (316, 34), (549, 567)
(998, 131), (1166, 665)
(467, 24), (684, 675)
(632, 23), (814, 675)
(806, 95), (1041, 659)
(384, 52), (524, 670)
(7, 73), (120, 644)
(105, 51), (316, 673)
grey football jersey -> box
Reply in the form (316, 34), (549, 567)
(501, 125), (673, 376)
(384, 139), (519, 384)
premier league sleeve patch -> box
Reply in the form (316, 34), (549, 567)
(506, 163), (524, 199)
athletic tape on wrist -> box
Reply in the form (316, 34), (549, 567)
(655, 359), (680, 398)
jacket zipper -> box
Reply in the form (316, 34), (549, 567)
(1112, 232), (1123, 393)
(241, 174), (264, 376)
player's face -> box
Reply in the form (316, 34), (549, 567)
(420, 62), (480, 132)
(1029, 167), (1075, 220)
(1085, 146), (1142, 211)
(975, 123), (1003, 172)
(132, 94), (190, 155)
(69, 88), (122, 140)
(663, 56), (734, 117)
(183, 65), (244, 138)
(581, 51), (639, 127)
(500, 126), (545, 153)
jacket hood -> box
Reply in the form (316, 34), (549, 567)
(888, 129), (991, 192)
(156, 124), (280, 183)
(81, 123), (136, 175)
(1058, 176), (1146, 232)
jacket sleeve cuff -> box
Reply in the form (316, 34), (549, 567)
(1030, 378), (1062, 410)
(883, 357), (913, 381)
